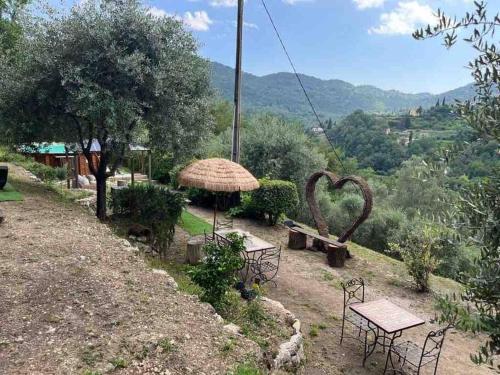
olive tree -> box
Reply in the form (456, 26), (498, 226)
(0, 0), (212, 219)
(0, 0), (29, 53)
(414, 1), (499, 367)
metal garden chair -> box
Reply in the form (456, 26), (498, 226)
(340, 278), (373, 365)
(384, 326), (450, 375)
(250, 246), (281, 287)
(216, 216), (233, 231)
(204, 230), (215, 243)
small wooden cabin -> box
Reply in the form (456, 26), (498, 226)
(21, 142), (101, 176)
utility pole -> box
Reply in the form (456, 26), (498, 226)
(231, 0), (244, 164)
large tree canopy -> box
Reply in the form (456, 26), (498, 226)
(0, 0), (212, 218)
(0, 0), (29, 53)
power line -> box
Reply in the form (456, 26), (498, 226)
(260, 0), (347, 173)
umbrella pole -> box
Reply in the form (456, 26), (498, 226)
(213, 194), (217, 237)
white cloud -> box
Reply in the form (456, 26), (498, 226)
(353, 0), (385, 9)
(183, 11), (213, 31)
(210, 0), (312, 7)
(210, 0), (237, 7)
(147, 6), (170, 18)
(282, 0), (314, 4)
(369, 1), (437, 35)
(231, 20), (259, 29)
(147, 7), (213, 32)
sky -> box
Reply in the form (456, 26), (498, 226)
(142, 0), (496, 94)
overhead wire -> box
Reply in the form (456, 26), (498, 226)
(259, 0), (347, 174)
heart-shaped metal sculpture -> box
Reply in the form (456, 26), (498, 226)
(305, 171), (373, 243)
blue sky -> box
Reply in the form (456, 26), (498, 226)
(144, 0), (491, 94)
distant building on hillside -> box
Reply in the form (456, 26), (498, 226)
(311, 127), (325, 135)
(408, 106), (423, 117)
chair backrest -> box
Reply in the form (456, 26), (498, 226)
(216, 217), (233, 230)
(419, 326), (449, 368)
(260, 246), (281, 265)
(204, 230), (214, 243)
(341, 278), (365, 309)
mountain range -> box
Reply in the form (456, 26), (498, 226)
(209, 61), (475, 122)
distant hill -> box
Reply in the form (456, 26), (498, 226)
(210, 61), (475, 123)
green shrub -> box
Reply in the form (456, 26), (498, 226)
(326, 191), (406, 252)
(389, 224), (441, 292)
(250, 178), (299, 225)
(351, 208), (407, 252)
(189, 233), (245, 311)
(55, 166), (68, 181)
(0, 147), (28, 163)
(110, 184), (185, 254)
(26, 161), (58, 181)
(0, 147), (62, 182)
(169, 159), (197, 189)
(228, 193), (258, 219)
(151, 153), (174, 184)
(186, 187), (215, 207)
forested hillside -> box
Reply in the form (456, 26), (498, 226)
(210, 61), (475, 122)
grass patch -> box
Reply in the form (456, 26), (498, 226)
(0, 183), (23, 202)
(221, 292), (288, 350)
(321, 270), (335, 281)
(109, 357), (127, 369)
(220, 338), (236, 356)
(46, 183), (94, 203)
(158, 337), (175, 353)
(228, 361), (262, 375)
(309, 323), (327, 337)
(179, 210), (212, 236)
(146, 257), (202, 296)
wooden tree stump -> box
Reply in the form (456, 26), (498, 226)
(186, 235), (206, 264)
(288, 229), (307, 249)
(326, 244), (347, 268)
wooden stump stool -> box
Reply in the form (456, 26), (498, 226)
(288, 229), (307, 249)
(326, 244), (347, 268)
(186, 235), (206, 264)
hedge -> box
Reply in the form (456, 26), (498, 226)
(111, 184), (185, 254)
(251, 178), (299, 225)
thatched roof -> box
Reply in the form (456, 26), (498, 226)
(178, 158), (259, 192)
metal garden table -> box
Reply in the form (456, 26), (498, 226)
(350, 299), (425, 365)
(214, 228), (276, 283)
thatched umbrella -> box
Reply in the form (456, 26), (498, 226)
(178, 158), (259, 233)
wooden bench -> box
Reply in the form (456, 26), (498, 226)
(288, 226), (348, 267)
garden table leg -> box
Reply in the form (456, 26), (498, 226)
(383, 330), (403, 374)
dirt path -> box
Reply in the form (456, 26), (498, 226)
(190, 206), (492, 375)
(0, 166), (259, 375)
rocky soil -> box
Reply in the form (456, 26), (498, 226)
(0, 166), (260, 375)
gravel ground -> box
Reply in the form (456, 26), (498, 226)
(0, 165), (259, 375)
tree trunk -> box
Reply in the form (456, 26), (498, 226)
(95, 173), (107, 221)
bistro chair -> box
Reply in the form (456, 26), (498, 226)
(340, 278), (373, 364)
(204, 230), (215, 243)
(384, 326), (450, 375)
(216, 216), (233, 231)
(250, 246), (281, 287)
